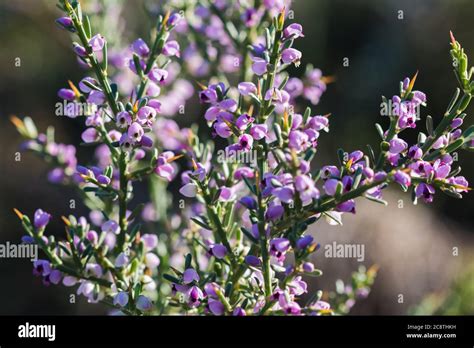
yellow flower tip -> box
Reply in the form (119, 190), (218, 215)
(196, 81), (207, 90)
(163, 10), (171, 26)
(345, 157), (354, 169)
(132, 100), (139, 113)
(367, 264), (379, 276)
(64, 0), (73, 11)
(68, 80), (81, 98)
(257, 80), (262, 97)
(323, 113), (332, 118)
(13, 208), (24, 220)
(10, 115), (24, 129)
(248, 104), (254, 116)
(408, 70), (419, 92)
(450, 30), (457, 46)
(278, 7), (286, 27)
(61, 216), (71, 226)
(167, 154), (184, 163)
(321, 75), (336, 84)
(283, 109), (289, 128)
(307, 242), (319, 253)
(191, 158), (198, 171)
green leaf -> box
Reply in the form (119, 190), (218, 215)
(127, 203), (145, 222)
(240, 227), (257, 243)
(190, 217), (212, 230)
(425, 115), (434, 136)
(22, 117), (38, 138)
(445, 138), (464, 153)
(462, 125), (474, 141)
(83, 15), (92, 39)
(303, 107), (312, 123)
(163, 273), (181, 284)
(364, 194), (388, 205)
(375, 123), (384, 139)
(128, 224), (141, 241)
(184, 253), (192, 269)
(102, 41), (108, 72)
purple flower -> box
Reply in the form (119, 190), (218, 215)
(303, 262), (315, 273)
(131, 38), (150, 57)
(281, 48), (302, 65)
(56, 17), (74, 31)
(264, 87), (283, 102)
(389, 138), (407, 154)
(233, 307), (246, 316)
(451, 118), (463, 129)
(265, 204), (284, 220)
(209, 244), (227, 259)
(87, 90), (106, 105)
(415, 183), (435, 203)
(296, 235), (314, 250)
(273, 186), (294, 203)
(186, 286), (204, 307)
(270, 238), (290, 255)
(58, 88), (75, 101)
(155, 151), (176, 182)
(245, 255), (262, 267)
(235, 113), (254, 130)
(183, 268), (200, 284)
(162, 40), (180, 57)
(115, 252), (129, 268)
(250, 124), (268, 140)
(89, 34), (105, 52)
(179, 183), (198, 197)
(234, 167), (254, 180)
(238, 82), (257, 96)
(119, 133), (133, 151)
(393, 170), (411, 187)
(283, 23), (304, 39)
(116, 111), (132, 128)
(142, 234), (158, 250)
(137, 106), (157, 124)
(214, 121), (232, 138)
(102, 220), (120, 235)
(240, 196), (257, 210)
(113, 291), (129, 307)
(208, 299), (225, 315)
(295, 175), (319, 205)
(136, 295), (153, 311)
(251, 57), (268, 76)
(168, 12), (182, 27)
(128, 122), (144, 143)
(408, 145), (422, 160)
(448, 176), (469, 192)
(79, 77), (97, 93)
(148, 68), (168, 84)
(238, 134), (254, 151)
(323, 178), (339, 196)
(81, 128), (99, 143)
(337, 200), (356, 213)
(73, 43), (87, 57)
(288, 130), (309, 152)
(34, 209), (51, 229)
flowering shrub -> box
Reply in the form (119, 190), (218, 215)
(11, 0), (474, 315)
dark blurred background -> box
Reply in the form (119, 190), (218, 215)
(0, 0), (473, 315)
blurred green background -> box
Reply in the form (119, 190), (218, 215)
(0, 0), (473, 315)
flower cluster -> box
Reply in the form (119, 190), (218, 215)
(12, 1), (474, 316)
